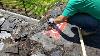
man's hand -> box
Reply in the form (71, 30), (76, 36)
(47, 15), (68, 24)
(54, 15), (68, 24)
(47, 15), (68, 30)
(48, 18), (55, 24)
(47, 18), (55, 30)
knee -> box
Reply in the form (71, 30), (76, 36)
(68, 13), (99, 32)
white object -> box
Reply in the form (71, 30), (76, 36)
(0, 42), (4, 50)
(0, 17), (5, 25)
(48, 18), (54, 23)
(0, 13), (3, 18)
(0, 31), (11, 39)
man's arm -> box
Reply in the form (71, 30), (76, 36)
(54, 15), (68, 24)
(53, 0), (84, 24)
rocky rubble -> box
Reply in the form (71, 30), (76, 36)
(0, 6), (100, 56)
(0, 8), (78, 56)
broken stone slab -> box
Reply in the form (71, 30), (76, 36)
(0, 8), (100, 56)
(0, 17), (5, 25)
(1, 16), (20, 32)
(2, 44), (18, 54)
(0, 43), (18, 56)
(0, 9), (39, 22)
(30, 31), (82, 56)
(0, 13), (5, 25)
(30, 31), (74, 51)
(30, 24), (82, 56)
(0, 9), (40, 33)
(30, 32), (57, 51)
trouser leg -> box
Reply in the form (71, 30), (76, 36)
(68, 13), (100, 32)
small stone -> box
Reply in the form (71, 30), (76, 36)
(0, 13), (3, 18)
(0, 31), (11, 40)
(0, 42), (4, 51)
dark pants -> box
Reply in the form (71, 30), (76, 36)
(68, 13), (100, 32)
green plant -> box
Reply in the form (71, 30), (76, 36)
(0, 0), (67, 17)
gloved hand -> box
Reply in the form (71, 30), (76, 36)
(47, 18), (56, 27)
(47, 18), (55, 24)
(47, 18), (56, 30)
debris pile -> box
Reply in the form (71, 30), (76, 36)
(0, 4), (100, 56)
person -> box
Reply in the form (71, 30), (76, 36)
(49, 0), (100, 35)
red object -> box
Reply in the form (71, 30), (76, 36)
(42, 22), (68, 40)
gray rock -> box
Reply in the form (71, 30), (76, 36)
(0, 31), (11, 39)
(0, 42), (4, 51)
(0, 13), (3, 18)
(51, 50), (62, 56)
(31, 32), (57, 51)
(31, 51), (46, 56)
(0, 17), (5, 25)
(3, 44), (18, 54)
(0, 5), (100, 56)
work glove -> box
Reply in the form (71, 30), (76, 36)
(47, 18), (56, 27)
(47, 18), (59, 30)
(47, 18), (54, 24)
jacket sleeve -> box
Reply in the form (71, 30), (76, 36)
(62, 0), (83, 17)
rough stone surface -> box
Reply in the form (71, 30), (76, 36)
(0, 4), (100, 56)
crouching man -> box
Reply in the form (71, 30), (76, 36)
(51, 0), (100, 35)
